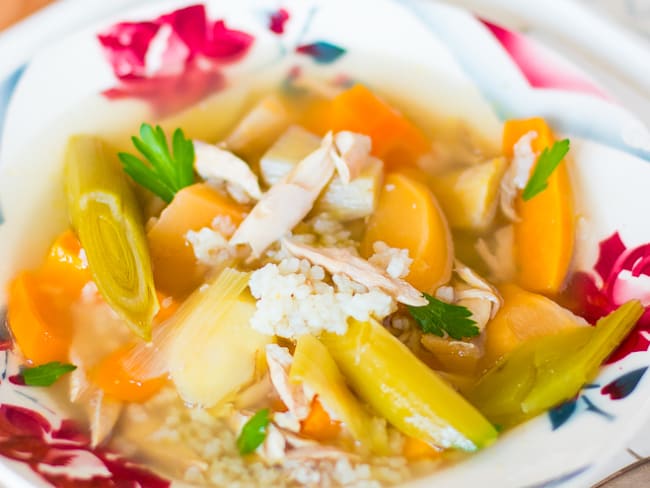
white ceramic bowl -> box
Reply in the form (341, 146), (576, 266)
(1, 1), (650, 487)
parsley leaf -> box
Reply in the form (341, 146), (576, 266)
(118, 123), (195, 203)
(237, 408), (271, 455)
(522, 139), (570, 201)
(22, 362), (77, 387)
(407, 293), (479, 340)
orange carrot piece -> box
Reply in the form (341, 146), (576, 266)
(361, 172), (453, 293)
(502, 118), (575, 295)
(153, 291), (180, 324)
(7, 271), (73, 364)
(147, 183), (248, 297)
(481, 283), (587, 371)
(302, 85), (429, 169)
(90, 344), (166, 403)
(402, 436), (441, 461)
(40, 230), (91, 299)
(300, 397), (342, 442)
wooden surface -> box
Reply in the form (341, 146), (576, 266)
(0, 0), (55, 31)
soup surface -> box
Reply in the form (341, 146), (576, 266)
(2, 72), (642, 488)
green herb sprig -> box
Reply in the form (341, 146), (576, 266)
(119, 123), (195, 203)
(237, 408), (271, 455)
(522, 139), (570, 201)
(22, 362), (77, 387)
(407, 293), (479, 340)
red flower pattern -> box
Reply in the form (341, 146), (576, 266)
(98, 4), (254, 116)
(0, 404), (169, 488)
(269, 8), (290, 34)
(561, 232), (650, 362)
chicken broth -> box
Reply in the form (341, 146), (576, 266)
(2, 68), (638, 488)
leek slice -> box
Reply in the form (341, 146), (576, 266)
(468, 300), (643, 427)
(65, 135), (158, 340)
(290, 334), (382, 453)
(322, 318), (497, 451)
(168, 268), (272, 408)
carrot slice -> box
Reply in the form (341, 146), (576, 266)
(90, 344), (166, 403)
(302, 84), (429, 169)
(40, 230), (92, 299)
(481, 283), (588, 371)
(402, 436), (441, 461)
(6, 230), (94, 364)
(502, 117), (575, 295)
(7, 271), (73, 364)
(147, 183), (248, 297)
(300, 397), (342, 442)
(361, 172), (453, 293)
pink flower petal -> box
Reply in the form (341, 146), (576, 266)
(98, 22), (160, 80)
(103, 60), (225, 117)
(0, 403), (169, 487)
(269, 8), (290, 34)
(481, 20), (610, 100)
(594, 232), (626, 283)
(203, 20), (254, 62)
(157, 4), (208, 60)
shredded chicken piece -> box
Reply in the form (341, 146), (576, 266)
(500, 131), (538, 221)
(281, 238), (426, 307)
(79, 387), (123, 447)
(193, 140), (263, 200)
(68, 340), (124, 447)
(233, 410), (355, 465)
(230, 133), (336, 257)
(235, 374), (274, 410)
(453, 260), (502, 320)
(266, 344), (313, 432)
(331, 131), (372, 184)
(260, 423), (288, 464)
(285, 446), (357, 461)
(475, 225), (516, 283)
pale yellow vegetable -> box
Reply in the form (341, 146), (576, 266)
(428, 157), (507, 231)
(260, 125), (321, 185)
(225, 94), (292, 160)
(65, 135), (158, 340)
(322, 318), (497, 451)
(167, 268), (272, 407)
(260, 126), (383, 220)
(290, 335), (382, 452)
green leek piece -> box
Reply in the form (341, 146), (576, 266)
(321, 318), (498, 452)
(65, 135), (159, 340)
(260, 126), (383, 221)
(168, 268), (272, 408)
(468, 301), (643, 427)
(290, 334), (385, 453)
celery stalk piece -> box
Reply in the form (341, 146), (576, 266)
(168, 268), (272, 408)
(468, 301), (643, 427)
(65, 135), (159, 340)
(290, 334), (384, 453)
(467, 327), (593, 427)
(523, 300), (644, 413)
(321, 319), (498, 452)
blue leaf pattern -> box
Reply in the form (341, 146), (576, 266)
(601, 367), (648, 400)
(549, 396), (613, 430)
(549, 398), (578, 430)
(296, 41), (346, 63)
